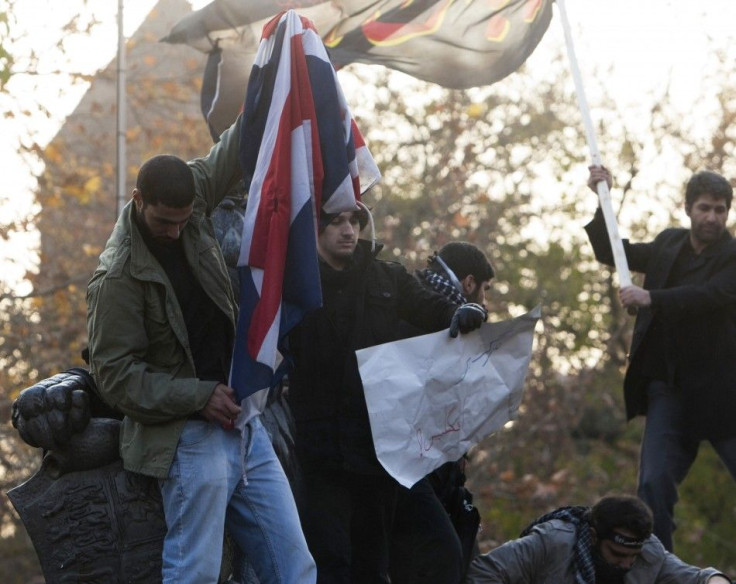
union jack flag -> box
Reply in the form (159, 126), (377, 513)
(229, 10), (380, 400)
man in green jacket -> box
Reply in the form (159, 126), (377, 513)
(86, 119), (315, 584)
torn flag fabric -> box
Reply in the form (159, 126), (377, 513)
(230, 10), (380, 400)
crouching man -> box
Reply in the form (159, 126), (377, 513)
(465, 495), (730, 584)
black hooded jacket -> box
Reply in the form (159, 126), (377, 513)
(287, 240), (459, 474)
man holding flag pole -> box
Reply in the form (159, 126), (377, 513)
(584, 165), (736, 552)
(555, 0), (736, 553)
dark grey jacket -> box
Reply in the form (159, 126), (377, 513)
(465, 519), (725, 584)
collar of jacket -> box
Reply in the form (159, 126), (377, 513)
(693, 228), (733, 258)
(355, 238), (383, 264)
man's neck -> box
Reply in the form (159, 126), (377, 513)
(689, 232), (719, 255)
(320, 256), (349, 271)
(689, 233), (706, 255)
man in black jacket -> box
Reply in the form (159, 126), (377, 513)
(286, 209), (487, 584)
(584, 166), (736, 552)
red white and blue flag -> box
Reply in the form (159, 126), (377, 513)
(230, 10), (380, 400)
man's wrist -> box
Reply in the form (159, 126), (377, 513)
(646, 289), (658, 309)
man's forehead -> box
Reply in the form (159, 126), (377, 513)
(335, 210), (359, 219)
(602, 537), (642, 558)
(692, 193), (729, 208)
(603, 528), (646, 550)
(323, 210), (359, 225)
(147, 202), (194, 221)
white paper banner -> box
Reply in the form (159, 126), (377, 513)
(357, 306), (540, 488)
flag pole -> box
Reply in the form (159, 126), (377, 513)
(555, 0), (632, 288)
(116, 0), (127, 218)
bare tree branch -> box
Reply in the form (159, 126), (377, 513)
(0, 274), (89, 301)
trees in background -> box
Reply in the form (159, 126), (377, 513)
(341, 56), (736, 569)
(0, 3), (208, 581)
(0, 3), (107, 578)
(3, 10), (736, 579)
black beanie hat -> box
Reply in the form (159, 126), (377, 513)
(318, 207), (369, 233)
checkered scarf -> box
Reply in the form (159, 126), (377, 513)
(417, 268), (466, 306)
(520, 506), (595, 584)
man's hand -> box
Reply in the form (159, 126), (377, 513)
(201, 383), (241, 429)
(449, 303), (487, 338)
(706, 576), (731, 584)
(588, 165), (612, 193)
(619, 285), (651, 309)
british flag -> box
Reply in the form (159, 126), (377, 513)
(230, 10), (380, 400)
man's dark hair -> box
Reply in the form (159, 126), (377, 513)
(685, 170), (733, 209)
(431, 242), (494, 282)
(590, 495), (653, 542)
(136, 154), (196, 208)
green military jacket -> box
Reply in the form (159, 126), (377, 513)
(86, 120), (241, 478)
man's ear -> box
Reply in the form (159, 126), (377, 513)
(461, 274), (476, 297)
(132, 188), (143, 212)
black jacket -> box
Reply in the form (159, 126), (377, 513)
(585, 208), (736, 439)
(287, 240), (459, 474)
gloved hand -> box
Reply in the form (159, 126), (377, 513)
(449, 303), (487, 338)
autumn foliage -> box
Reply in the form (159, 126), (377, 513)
(2, 2), (736, 581)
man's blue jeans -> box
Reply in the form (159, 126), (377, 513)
(637, 380), (736, 551)
(159, 415), (316, 583)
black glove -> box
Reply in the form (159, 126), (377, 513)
(449, 303), (487, 338)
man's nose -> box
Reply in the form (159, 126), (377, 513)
(166, 224), (182, 239)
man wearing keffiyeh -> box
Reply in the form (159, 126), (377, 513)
(390, 241), (494, 584)
(465, 495), (731, 584)
(418, 242), (495, 308)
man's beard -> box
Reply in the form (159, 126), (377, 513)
(593, 549), (631, 584)
(136, 208), (176, 246)
(692, 222), (724, 247)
